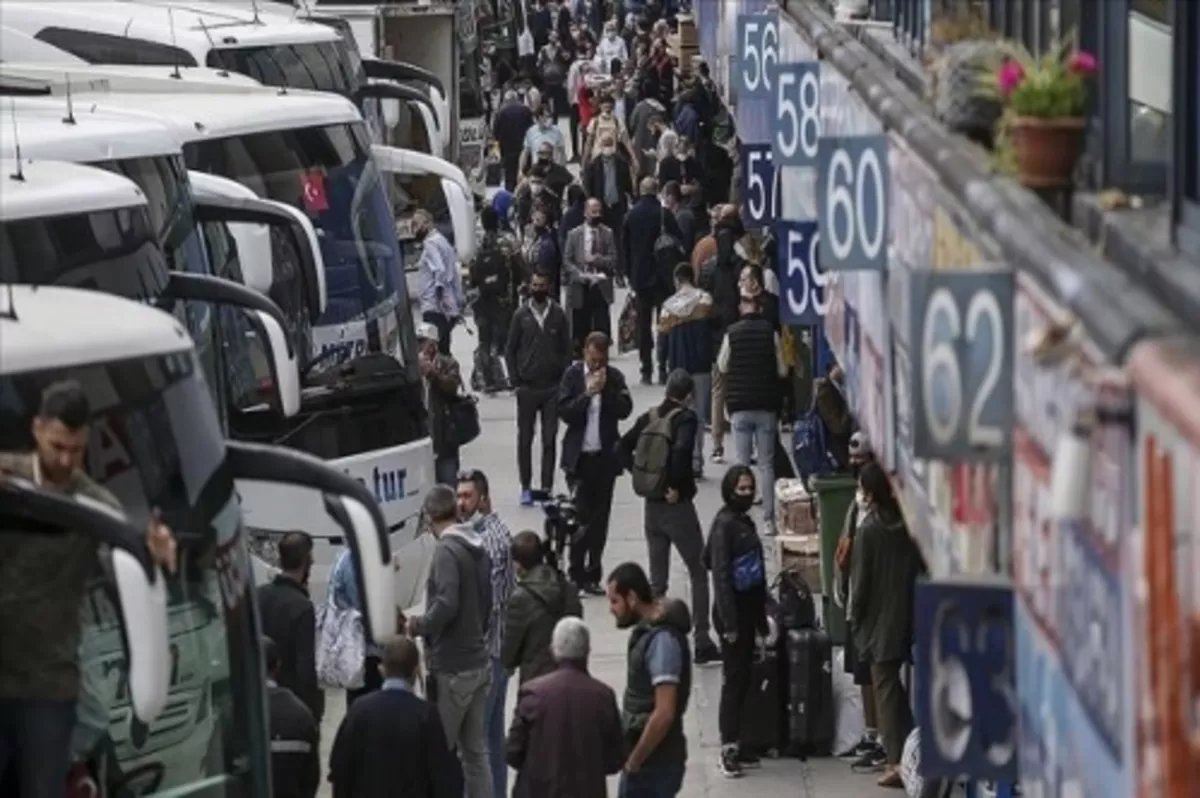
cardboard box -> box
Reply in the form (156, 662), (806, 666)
(775, 478), (818, 537)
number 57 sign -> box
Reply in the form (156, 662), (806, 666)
(908, 271), (1014, 460)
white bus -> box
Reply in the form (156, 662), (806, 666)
(0, 278), (396, 795)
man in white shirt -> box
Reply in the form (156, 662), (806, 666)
(557, 332), (633, 593)
(595, 20), (627, 75)
(416, 209), (465, 354)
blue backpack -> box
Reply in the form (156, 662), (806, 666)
(792, 407), (837, 484)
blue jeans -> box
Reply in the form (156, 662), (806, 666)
(435, 452), (460, 486)
(483, 658), (509, 798)
(618, 762), (686, 798)
(0, 698), (77, 798)
(731, 409), (778, 522)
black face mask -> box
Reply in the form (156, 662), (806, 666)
(728, 494), (754, 514)
(531, 289), (549, 302)
(538, 155), (552, 165)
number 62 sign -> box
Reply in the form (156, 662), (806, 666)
(908, 271), (1014, 460)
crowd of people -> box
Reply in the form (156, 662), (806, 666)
(249, 3), (926, 798)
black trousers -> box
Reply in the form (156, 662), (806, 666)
(567, 103), (581, 158)
(571, 287), (611, 357)
(346, 655), (383, 707)
(476, 304), (511, 355)
(422, 310), (454, 354)
(718, 615), (758, 746)
(635, 293), (668, 380)
(516, 384), (559, 491)
(545, 84), (569, 119)
(601, 204), (626, 276)
(569, 453), (616, 584)
(502, 151), (522, 192)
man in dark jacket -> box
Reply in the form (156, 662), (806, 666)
(582, 133), (634, 275)
(256, 531), (323, 722)
(528, 206), (564, 299)
(502, 531), (584, 685)
(328, 636), (462, 798)
(606, 564), (693, 797)
(704, 205), (750, 464)
(506, 617), (624, 798)
(418, 322), (465, 486)
(494, 91), (537, 189)
(660, 181), (697, 258)
(624, 176), (683, 384)
(405, 486), (494, 798)
(657, 263), (715, 478)
(263, 637), (320, 798)
(506, 271), (572, 505)
(559, 332), (634, 593)
(717, 296), (788, 536)
(470, 208), (518, 393)
(619, 371), (720, 663)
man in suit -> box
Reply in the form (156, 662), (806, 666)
(328, 636), (462, 798)
(623, 176), (683, 385)
(558, 331), (633, 594)
(563, 197), (617, 355)
(582, 132), (634, 277)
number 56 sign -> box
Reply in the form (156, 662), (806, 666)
(735, 13), (779, 99)
(908, 271), (1014, 460)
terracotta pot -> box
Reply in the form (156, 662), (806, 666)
(1010, 116), (1087, 189)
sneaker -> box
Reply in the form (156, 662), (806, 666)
(718, 745), (743, 778)
(694, 638), (721, 665)
(838, 736), (875, 760)
(851, 744), (887, 771)
(737, 750), (762, 769)
(640, 375), (653, 386)
(710, 446), (725, 464)
(520, 489), (534, 507)
(580, 581), (606, 597)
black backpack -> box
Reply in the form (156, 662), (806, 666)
(774, 570), (817, 631)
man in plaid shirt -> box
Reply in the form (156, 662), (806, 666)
(456, 469), (515, 798)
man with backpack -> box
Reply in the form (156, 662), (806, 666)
(470, 208), (518, 393)
(620, 370), (720, 663)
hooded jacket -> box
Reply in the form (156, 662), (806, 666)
(417, 524), (494, 674)
(849, 508), (926, 664)
(502, 564), (584, 685)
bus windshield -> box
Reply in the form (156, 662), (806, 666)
(0, 196), (225, 419)
(0, 351), (266, 797)
(206, 40), (364, 101)
(184, 121), (418, 379)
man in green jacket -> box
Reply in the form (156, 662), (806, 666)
(502, 531), (583, 685)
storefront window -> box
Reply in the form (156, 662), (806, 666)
(1128, 0), (1172, 163)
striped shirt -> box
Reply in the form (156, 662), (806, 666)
(475, 512), (515, 660)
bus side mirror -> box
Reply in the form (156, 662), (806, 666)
(0, 475), (170, 723)
(165, 273), (300, 418)
(224, 441), (394, 645)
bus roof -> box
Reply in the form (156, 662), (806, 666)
(0, 158), (148, 222)
(0, 0), (339, 65)
(0, 284), (191, 376)
(0, 65), (363, 140)
(1, 99), (184, 163)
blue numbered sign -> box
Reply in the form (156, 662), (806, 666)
(735, 13), (778, 99)
(772, 62), (821, 167)
(908, 271), (1014, 459)
(739, 143), (779, 227)
(816, 135), (890, 271)
(914, 579), (1019, 783)
(774, 220), (826, 325)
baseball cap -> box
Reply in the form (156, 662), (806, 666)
(849, 431), (872, 458)
(415, 322), (440, 342)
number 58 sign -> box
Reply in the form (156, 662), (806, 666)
(909, 271), (1014, 460)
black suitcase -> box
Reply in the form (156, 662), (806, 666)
(785, 628), (835, 757)
(740, 645), (785, 756)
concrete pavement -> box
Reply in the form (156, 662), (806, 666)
(317, 291), (894, 797)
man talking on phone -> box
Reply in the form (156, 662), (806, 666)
(557, 332), (633, 595)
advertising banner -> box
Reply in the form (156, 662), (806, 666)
(1127, 341), (1200, 798)
(1011, 272), (1136, 798)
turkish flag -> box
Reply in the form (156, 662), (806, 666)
(301, 170), (329, 213)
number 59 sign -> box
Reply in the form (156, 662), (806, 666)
(908, 271), (1014, 460)
(735, 13), (778, 99)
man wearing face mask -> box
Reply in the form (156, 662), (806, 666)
(493, 90), (536, 190)
(559, 333), (633, 594)
(596, 21), (628, 76)
(416, 208), (464, 355)
(524, 206), (563, 299)
(537, 143), (575, 201)
(255, 531), (323, 723)
(583, 95), (636, 167)
(583, 132), (634, 276)
(539, 32), (570, 117)
(563, 197), (617, 355)
(522, 109), (568, 175)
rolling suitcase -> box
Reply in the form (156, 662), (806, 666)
(740, 644), (785, 756)
(785, 627), (836, 757)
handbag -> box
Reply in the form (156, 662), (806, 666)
(617, 292), (638, 353)
(448, 394), (481, 447)
(315, 589), (366, 689)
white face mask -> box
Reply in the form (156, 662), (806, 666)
(605, 31), (616, 40)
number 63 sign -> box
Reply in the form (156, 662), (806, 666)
(908, 271), (1014, 460)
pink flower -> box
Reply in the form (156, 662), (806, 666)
(997, 60), (1026, 96)
(1068, 50), (1098, 75)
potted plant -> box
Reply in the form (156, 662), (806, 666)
(988, 40), (1098, 188)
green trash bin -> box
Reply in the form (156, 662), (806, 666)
(809, 473), (857, 646)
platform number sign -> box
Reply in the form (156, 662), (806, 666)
(772, 62), (821, 167)
(908, 271), (1014, 460)
(816, 135), (890, 271)
(735, 13), (778, 99)
(775, 220), (827, 324)
(913, 579), (1019, 782)
(739, 143), (779, 227)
